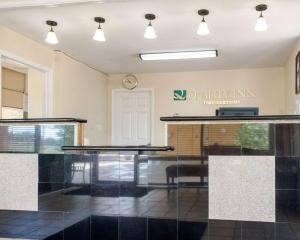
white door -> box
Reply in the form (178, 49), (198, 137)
(112, 90), (152, 145)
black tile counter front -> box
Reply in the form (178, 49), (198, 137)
(159, 115), (300, 239)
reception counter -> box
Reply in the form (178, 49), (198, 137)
(160, 115), (300, 238)
(1, 115), (300, 239)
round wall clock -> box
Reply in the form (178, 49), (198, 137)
(122, 74), (138, 90)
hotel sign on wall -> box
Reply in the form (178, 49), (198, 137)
(173, 89), (256, 105)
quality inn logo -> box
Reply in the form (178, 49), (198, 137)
(174, 90), (187, 101)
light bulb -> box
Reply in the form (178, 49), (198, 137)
(45, 29), (58, 44)
(93, 27), (106, 42)
(255, 14), (268, 31)
(197, 19), (210, 35)
(144, 22), (157, 39)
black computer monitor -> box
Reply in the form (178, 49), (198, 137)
(217, 107), (259, 116)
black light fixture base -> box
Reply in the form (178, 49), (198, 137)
(255, 4), (268, 12)
(46, 20), (57, 27)
(94, 17), (105, 24)
(198, 9), (209, 16)
(145, 14), (156, 21)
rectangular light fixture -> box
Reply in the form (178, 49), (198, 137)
(139, 50), (218, 61)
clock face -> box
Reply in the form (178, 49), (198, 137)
(122, 74), (138, 90)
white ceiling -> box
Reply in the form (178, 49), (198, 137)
(0, 0), (299, 74)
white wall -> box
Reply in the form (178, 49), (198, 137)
(54, 52), (108, 144)
(285, 37), (300, 113)
(108, 67), (285, 145)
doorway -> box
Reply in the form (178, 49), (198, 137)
(112, 89), (153, 145)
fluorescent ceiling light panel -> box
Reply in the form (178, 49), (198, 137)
(140, 50), (218, 61)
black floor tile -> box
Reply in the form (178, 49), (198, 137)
(91, 215), (118, 240)
(276, 222), (300, 240)
(241, 221), (274, 240)
(148, 218), (177, 240)
(209, 220), (241, 240)
(119, 216), (147, 240)
(25, 227), (63, 239)
(64, 217), (90, 240)
(44, 230), (64, 240)
(178, 220), (208, 240)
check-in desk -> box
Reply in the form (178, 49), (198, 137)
(2, 116), (300, 239)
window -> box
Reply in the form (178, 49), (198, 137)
(1, 67), (27, 119)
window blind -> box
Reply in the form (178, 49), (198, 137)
(2, 67), (26, 109)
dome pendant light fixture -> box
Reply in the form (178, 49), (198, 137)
(144, 14), (157, 39)
(255, 4), (268, 32)
(197, 9), (210, 35)
(93, 17), (106, 42)
(45, 20), (58, 44)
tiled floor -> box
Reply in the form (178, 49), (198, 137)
(39, 187), (208, 220)
(0, 186), (208, 239)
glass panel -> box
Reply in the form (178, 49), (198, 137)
(206, 123), (274, 156)
(0, 124), (75, 153)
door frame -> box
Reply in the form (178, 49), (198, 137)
(0, 50), (53, 118)
(111, 88), (154, 145)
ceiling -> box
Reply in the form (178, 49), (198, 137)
(0, 0), (299, 74)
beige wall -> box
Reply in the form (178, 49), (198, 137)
(0, 26), (53, 69)
(108, 68), (285, 145)
(27, 68), (45, 118)
(0, 25), (296, 146)
(54, 52), (108, 144)
(0, 26), (108, 144)
(285, 37), (300, 113)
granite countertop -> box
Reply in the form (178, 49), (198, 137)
(160, 115), (300, 122)
(0, 118), (87, 123)
(62, 145), (174, 152)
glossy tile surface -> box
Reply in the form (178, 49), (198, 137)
(119, 216), (147, 240)
(148, 218), (177, 240)
(91, 215), (118, 240)
(209, 220), (241, 240)
(241, 221), (274, 240)
(178, 220), (208, 240)
(276, 190), (300, 223)
(275, 222), (300, 240)
(276, 157), (300, 190)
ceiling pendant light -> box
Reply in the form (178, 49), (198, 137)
(144, 14), (157, 39)
(45, 20), (58, 44)
(197, 9), (210, 35)
(255, 4), (268, 32)
(93, 17), (106, 42)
